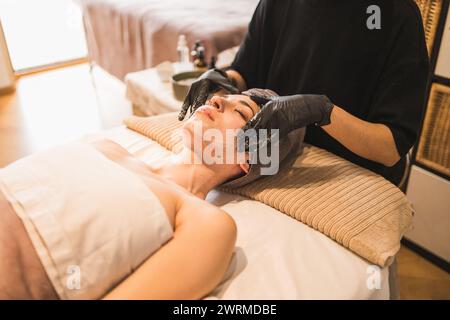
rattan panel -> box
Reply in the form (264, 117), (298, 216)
(414, 0), (442, 55)
(416, 83), (450, 176)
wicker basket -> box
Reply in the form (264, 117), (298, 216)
(416, 83), (450, 176)
(414, 0), (442, 55)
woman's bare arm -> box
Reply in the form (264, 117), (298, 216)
(103, 200), (236, 300)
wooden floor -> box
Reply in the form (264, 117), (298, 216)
(0, 63), (131, 165)
(0, 64), (449, 300)
(397, 246), (450, 299)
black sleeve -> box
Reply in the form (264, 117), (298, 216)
(230, 0), (272, 89)
(368, 4), (429, 157)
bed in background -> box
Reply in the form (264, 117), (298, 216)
(78, 0), (258, 79)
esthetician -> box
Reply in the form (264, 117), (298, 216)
(181, 0), (429, 185)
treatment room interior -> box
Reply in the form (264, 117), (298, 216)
(0, 0), (449, 300)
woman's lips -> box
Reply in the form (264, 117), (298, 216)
(196, 106), (215, 121)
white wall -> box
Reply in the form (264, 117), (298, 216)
(0, 21), (14, 90)
(435, 7), (450, 79)
(406, 166), (450, 261)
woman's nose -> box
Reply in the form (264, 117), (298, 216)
(212, 97), (226, 113)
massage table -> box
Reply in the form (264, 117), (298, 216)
(83, 125), (392, 300)
(78, 0), (259, 79)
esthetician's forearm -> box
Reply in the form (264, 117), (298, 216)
(322, 105), (401, 167)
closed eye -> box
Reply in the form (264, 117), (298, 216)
(235, 109), (248, 121)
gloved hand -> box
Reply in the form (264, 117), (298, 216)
(178, 68), (239, 121)
(240, 94), (334, 150)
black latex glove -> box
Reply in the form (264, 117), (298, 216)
(178, 68), (239, 121)
(240, 94), (334, 150)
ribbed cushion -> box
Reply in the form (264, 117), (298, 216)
(124, 113), (414, 267)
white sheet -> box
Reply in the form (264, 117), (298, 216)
(85, 126), (390, 300)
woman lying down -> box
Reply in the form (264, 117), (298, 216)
(0, 89), (304, 299)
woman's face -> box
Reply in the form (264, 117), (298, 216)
(185, 94), (260, 132)
(182, 94), (260, 169)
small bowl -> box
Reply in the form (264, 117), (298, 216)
(171, 70), (205, 101)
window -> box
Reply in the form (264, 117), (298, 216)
(0, 0), (87, 72)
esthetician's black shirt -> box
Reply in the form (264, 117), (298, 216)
(231, 0), (429, 185)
